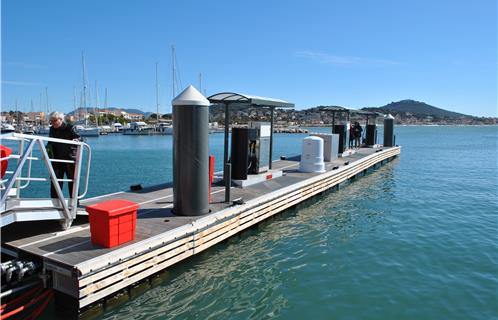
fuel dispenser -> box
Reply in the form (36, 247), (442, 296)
(365, 124), (377, 146)
(231, 122), (271, 180)
(333, 121), (350, 154)
(248, 122), (270, 174)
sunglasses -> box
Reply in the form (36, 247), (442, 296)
(49, 118), (61, 124)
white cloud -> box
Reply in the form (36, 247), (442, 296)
(295, 50), (399, 67)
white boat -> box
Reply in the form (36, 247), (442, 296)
(123, 122), (154, 135)
(155, 122), (173, 135)
(1, 123), (15, 134)
(209, 122), (224, 134)
(76, 125), (99, 137)
(99, 125), (111, 135)
(111, 123), (123, 133)
(21, 125), (35, 135)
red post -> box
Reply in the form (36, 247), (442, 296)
(209, 155), (215, 203)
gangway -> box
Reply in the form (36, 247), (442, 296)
(1, 133), (91, 229)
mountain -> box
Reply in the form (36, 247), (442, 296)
(363, 99), (469, 119)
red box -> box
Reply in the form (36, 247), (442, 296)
(86, 200), (139, 248)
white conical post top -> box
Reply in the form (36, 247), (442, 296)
(172, 85), (210, 107)
(385, 113), (394, 119)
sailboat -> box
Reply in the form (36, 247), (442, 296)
(77, 51), (99, 137)
(153, 61), (173, 135)
(35, 89), (51, 135)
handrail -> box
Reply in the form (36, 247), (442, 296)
(1, 132), (92, 229)
(78, 143), (92, 199)
(8, 133), (86, 145)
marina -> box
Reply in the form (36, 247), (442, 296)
(2, 1), (497, 318)
(0, 87), (402, 317)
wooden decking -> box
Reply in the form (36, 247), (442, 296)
(1, 146), (400, 309)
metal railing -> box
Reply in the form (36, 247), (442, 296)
(1, 133), (91, 229)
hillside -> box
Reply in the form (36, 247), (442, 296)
(363, 99), (469, 119)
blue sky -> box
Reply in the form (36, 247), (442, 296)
(2, 0), (497, 116)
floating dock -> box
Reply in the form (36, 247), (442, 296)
(1, 145), (400, 314)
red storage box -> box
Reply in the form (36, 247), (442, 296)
(86, 200), (139, 248)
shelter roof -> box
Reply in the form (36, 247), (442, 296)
(317, 106), (383, 117)
(316, 106), (351, 112)
(207, 92), (294, 109)
(352, 110), (383, 117)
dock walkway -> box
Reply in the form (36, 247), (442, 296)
(1, 146), (400, 310)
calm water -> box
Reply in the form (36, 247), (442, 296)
(27, 126), (497, 319)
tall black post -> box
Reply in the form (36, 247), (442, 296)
(223, 103), (229, 167)
(383, 114), (395, 147)
(223, 103), (230, 202)
(172, 85), (210, 216)
(224, 163), (231, 203)
(269, 107), (274, 170)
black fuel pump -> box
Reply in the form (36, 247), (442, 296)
(231, 128), (258, 180)
(230, 125), (271, 180)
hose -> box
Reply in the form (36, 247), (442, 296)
(0, 285), (42, 312)
(0, 288), (51, 319)
(0, 280), (41, 299)
(25, 290), (53, 320)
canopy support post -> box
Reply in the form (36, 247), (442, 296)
(223, 102), (230, 203)
(269, 107), (274, 170)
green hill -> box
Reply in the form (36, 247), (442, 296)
(364, 99), (469, 119)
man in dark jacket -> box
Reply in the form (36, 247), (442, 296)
(46, 111), (81, 198)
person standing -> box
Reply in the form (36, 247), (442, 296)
(46, 111), (81, 198)
(353, 122), (363, 148)
(349, 124), (355, 149)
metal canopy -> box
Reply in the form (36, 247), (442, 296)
(318, 106), (383, 127)
(207, 91), (294, 204)
(207, 92), (295, 109)
(317, 106), (351, 133)
(316, 106), (350, 112)
(352, 110), (383, 117)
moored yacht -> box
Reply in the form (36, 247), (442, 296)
(123, 121), (154, 135)
(76, 125), (99, 137)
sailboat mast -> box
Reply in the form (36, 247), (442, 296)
(82, 51), (88, 125)
(15, 99), (18, 128)
(73, 86), (77, 121)
(30, 99), (34, 126)
(95, 80), (99, 127)
(104, 88), (108, 109)
(172, 45), (176, 98)
(39, 92), (43, 126)
(156, 62), (160, 122)
(45, 87), (49, 120)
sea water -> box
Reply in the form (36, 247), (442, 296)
(25, 126), (498, 319)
